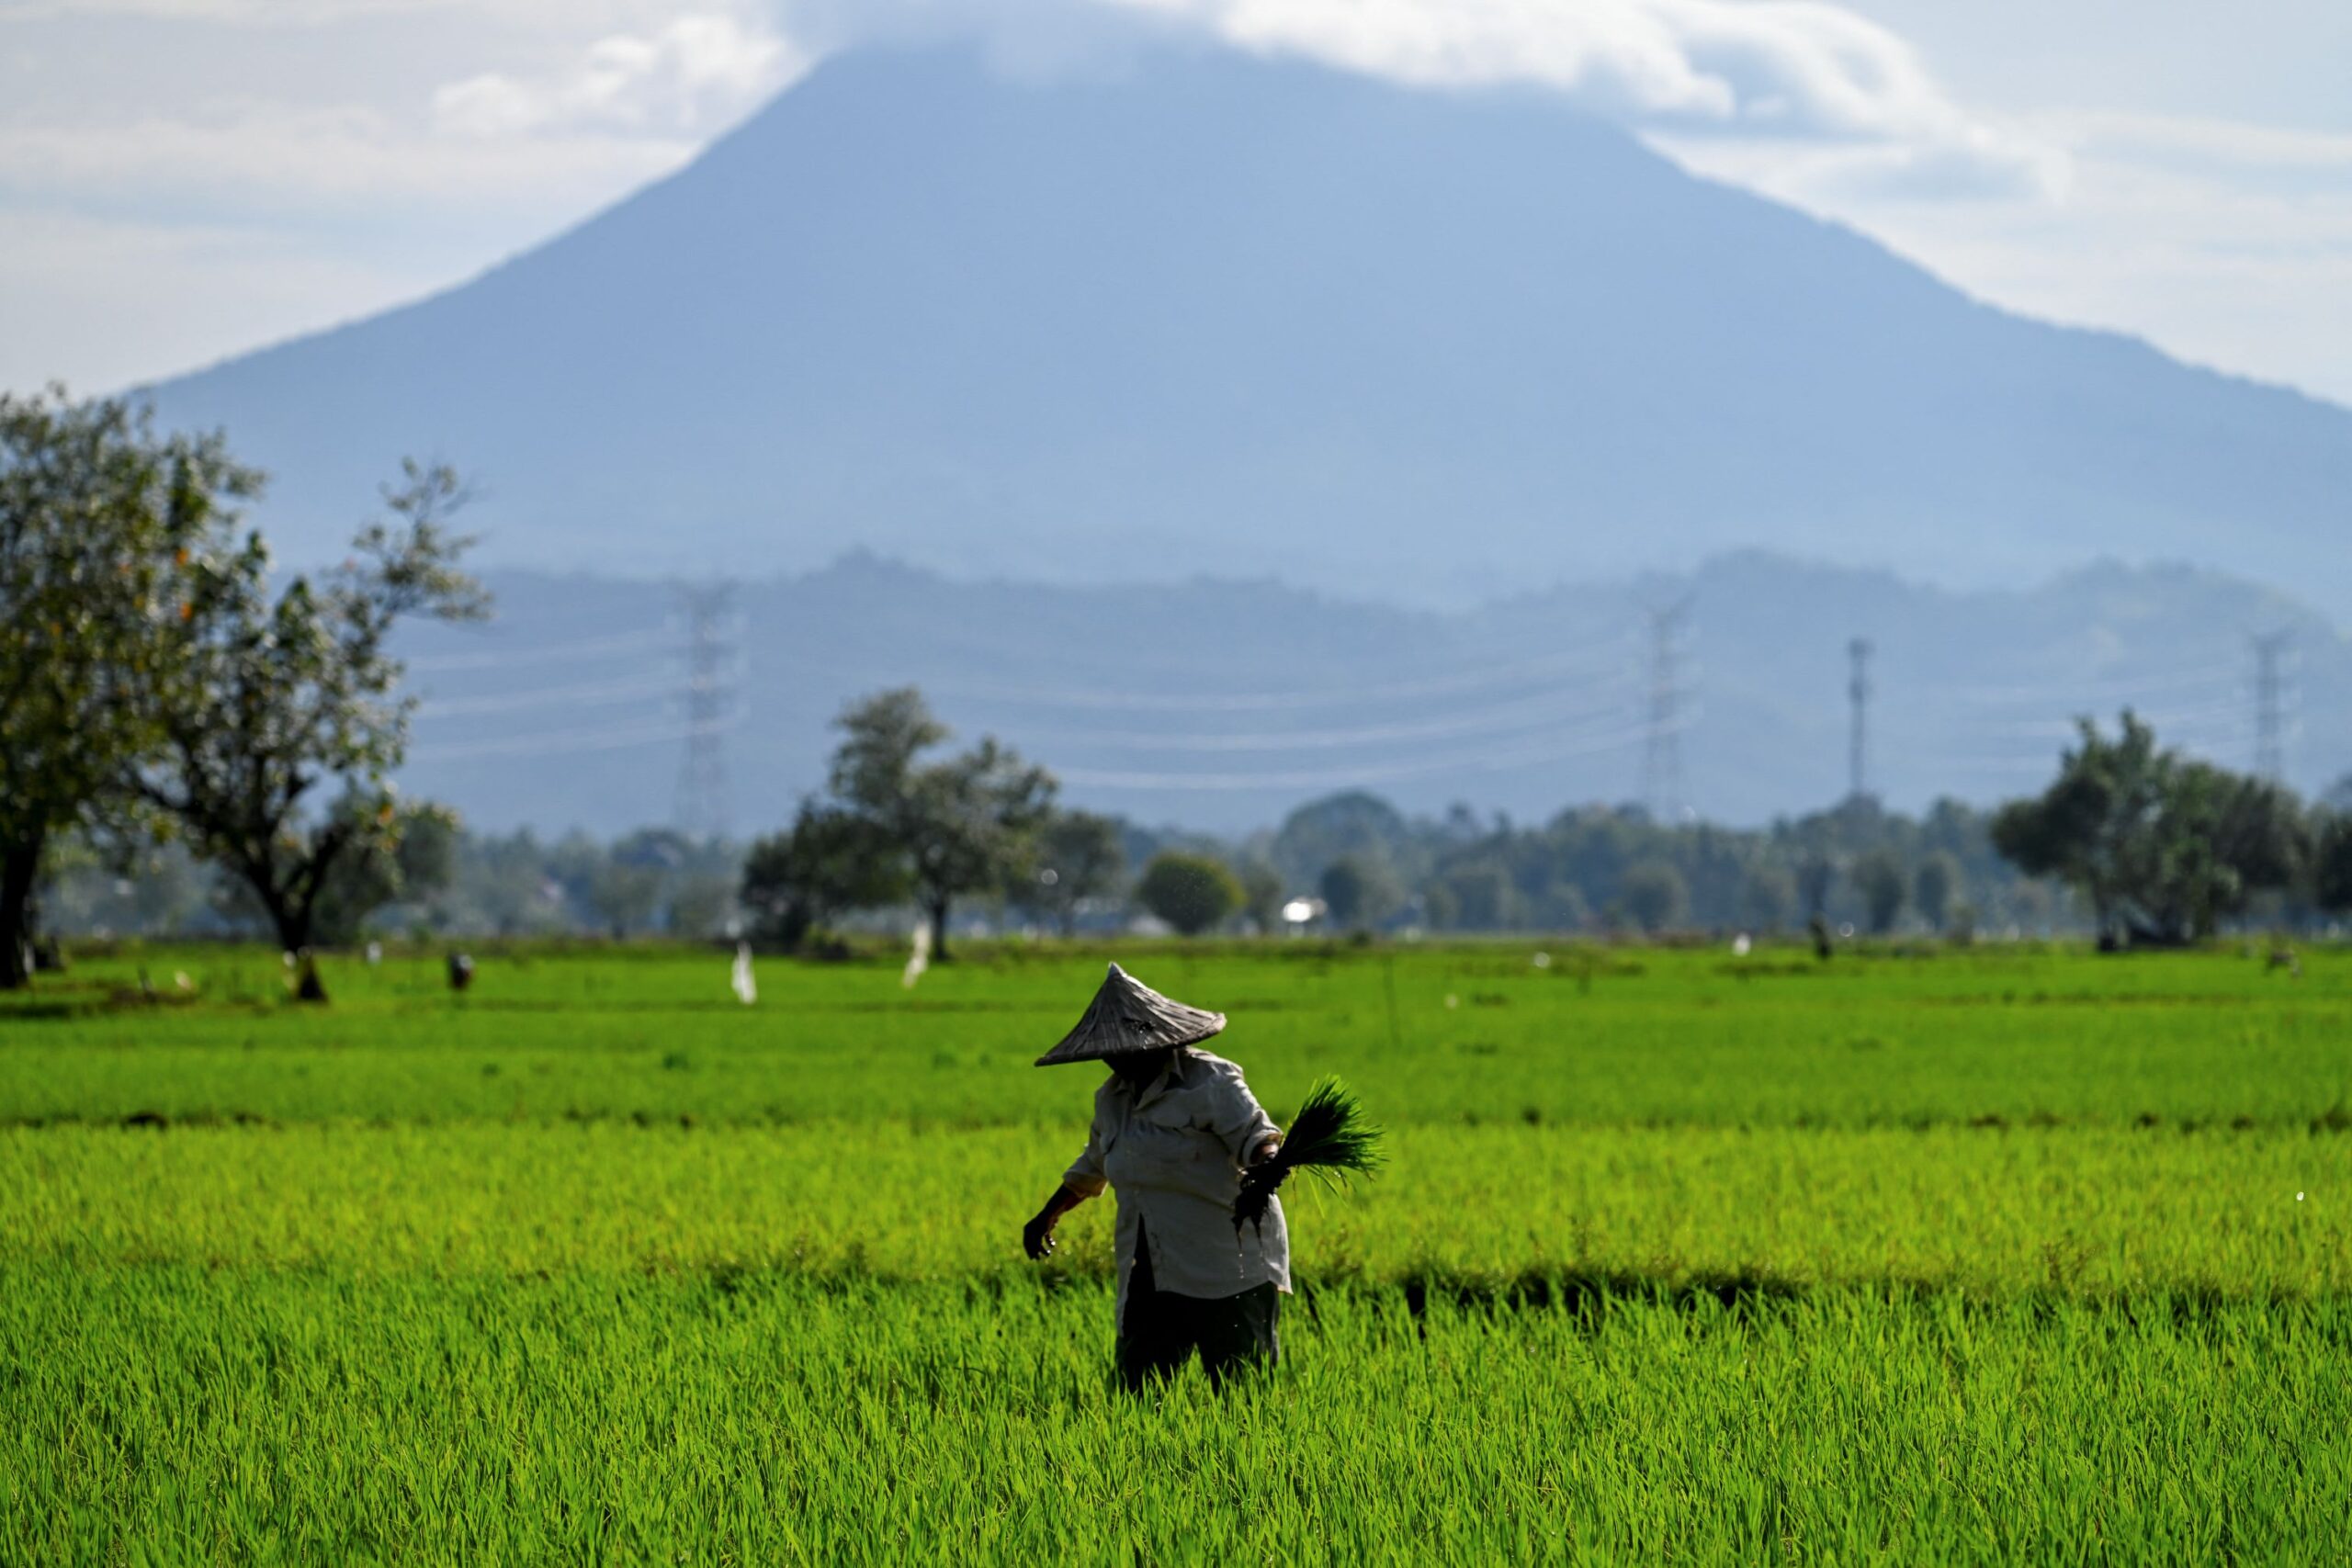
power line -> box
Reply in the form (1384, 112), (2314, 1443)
(1943, 661), (2240, 709)
(402, 628), (670, 673)
(933, 633), (1634, 714)
(409, 713), (741, 764)
(415, 673), (676, 719)
(1024, 685), (1630, 755)
(1057, 713), (1670, 792)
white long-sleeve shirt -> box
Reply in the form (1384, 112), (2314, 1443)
(1062, 1048), (1290, 1319)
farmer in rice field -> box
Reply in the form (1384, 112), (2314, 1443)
(1022, 963), (1287, 1390)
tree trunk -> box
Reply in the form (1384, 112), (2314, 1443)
(928, 897), (952, 964)
(0, 832), (42, 991)
(270, 902), (329, 1003)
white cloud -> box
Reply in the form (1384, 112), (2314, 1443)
(435, 10), (804, 139)
(1025, 0), (2067, 197)
(0, 102), (697, 212)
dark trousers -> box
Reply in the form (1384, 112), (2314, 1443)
(1116, 1223), (1280, 1392)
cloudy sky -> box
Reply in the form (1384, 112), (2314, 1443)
(4, 0), (2348, 404)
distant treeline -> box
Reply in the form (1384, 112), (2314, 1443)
(31, 788), (2068, 944)
(36, 690), (2352, 950)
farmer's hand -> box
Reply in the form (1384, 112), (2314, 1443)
(1022, 1212), (1057, 1261)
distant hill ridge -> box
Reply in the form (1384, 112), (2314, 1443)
(390, 551), (2350, 835)
(148, 44), (2352, 614)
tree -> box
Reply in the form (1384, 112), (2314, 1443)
(667, 874), (740, 941)
(1616, 861), (1689, 935)
(1795, 855), (1837, 922)
(825, 689), (1055, 960)
(740, 801), (906, 951)
(1025, 809), (1125, 936)
(1237, 859), (1285, 935)
(0, 389), (259, 988)
(1136, 852), (1241, 936)
(1913, 852), (1961, 934)
(1853, 848), (1906, 934)
(1742, 865), (1796, 932)
(1319, 852), (1400, 931)
(305, 798), (461, 945)
(1440, 861), (1518, 931)
(589, 862), (665, 940)
(2315, 814), (2352, 918)
(1272, 792), (1418, 890)
(1991, 711), (2306, 946)
(133, 461), (488, 996)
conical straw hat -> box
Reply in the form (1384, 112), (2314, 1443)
(1035, 963), (1227, 1066)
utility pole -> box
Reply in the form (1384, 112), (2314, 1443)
(1640, 597), (1694, 822)
(2252, 629), (2294, 784)
(673, 582), (740, 841)
(1847, 637), (1874, 804)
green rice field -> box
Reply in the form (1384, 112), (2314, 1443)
(3, 942), (2347, 1562)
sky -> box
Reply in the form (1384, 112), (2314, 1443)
(3, 0), (2348, 406)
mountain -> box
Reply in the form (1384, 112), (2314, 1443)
(391, 552), (2350, 836)
(148, 45), (2352, 613)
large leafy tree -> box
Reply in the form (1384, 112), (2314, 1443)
(1913, 852), (1961, 933)
(232, 795), (464, 948)
(826, 688), (1056, 960)
(740, 799), (907, 951)
(1319, 852), (1401, 931)
(0, 389), (260, 988)
(134, 461), (488, 994)
(1019, 809), (1125, 937)
(1136, 852), (1241, 937)
(1615, 860), (1689, 935)
(2314, 813), (2352, 918)
(1990, 711), (2308, 946)
(1852, 847), (1906, 934)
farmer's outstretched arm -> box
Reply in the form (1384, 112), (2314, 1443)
(1023, 1185), (1089, 1260)
(1027, 1100), (1110, 1261)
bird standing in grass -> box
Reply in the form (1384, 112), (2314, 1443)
(1023, 964), (1290, 1391)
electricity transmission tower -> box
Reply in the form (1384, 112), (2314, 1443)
(1847, 637), (1875, 803)
(1639, 597), (1694, 821)
(673, 583), (740, 840)
(2252, 629), (2295, 783)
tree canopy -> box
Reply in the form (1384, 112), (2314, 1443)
(1136, 852), (1242, 937)
(132, 460), (488, 991)
(820, 688), (1055, 959)
(1990, 712), (2307, 946)
(0, 389), (262, 987)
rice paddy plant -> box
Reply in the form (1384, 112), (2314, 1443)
(1, 1267), (2346, 1564)
(3, 945), (2346, 1133)
(3, 942), (2346, 1561)
(0, 1122), (2339, 1294)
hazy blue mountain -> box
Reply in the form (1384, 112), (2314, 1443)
(149, 45), (2352, 612)
(391, 552), (2349, 836)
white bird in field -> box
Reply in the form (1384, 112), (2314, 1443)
(730, 942), (757, 1006)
